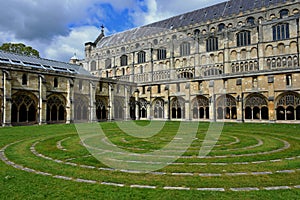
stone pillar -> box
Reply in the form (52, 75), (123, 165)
(135, 89), (139, 120)
(66, 79), (74, 123)
(208, 81), (216, 122)
(89, 81), (96, 122)
(38, 75), (43, 125)
(108, 83), (114, 121)
(2, 70), (11, 126)
(185, 82), (191, 121)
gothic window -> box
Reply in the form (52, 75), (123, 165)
(171, 98), (185, 119)
(96, 97), (107, 121)
(139, 98), (147, 118)
(157, 48), (167, 60)
(91, 61), (97, 71)
(54, 77), (58, 88)
(154, 99), (164, 119)
(192, 96), (209, 119)
(237, 31), (251, 47)
(105, 58), (112, 69)
(206, 37), (218, 52)
(120, 55), (128, 66)
(178, 72), (194, 79)
(180, 42), (190, 56)
(74, 95), (89, 121)
(11, 92), (37, 124)
(272, 23), (289, 41)
(216, 95), (237, 120)
(245, 94), (269, 120)
(46, 95), (66, 123)
(204, 68), (222, 76)
(22, 73), (28, 85)
(114, 98), (124, 119)
(79, 80), (83, 90)
(138, 51), (146, 64)
(276, 92), (300, 120)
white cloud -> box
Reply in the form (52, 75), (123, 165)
(44, 26), (100, 61)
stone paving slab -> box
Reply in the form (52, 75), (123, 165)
(264, 186), (291, 190)
(230, 187), (260, 191)
(197, 188), (225, 191)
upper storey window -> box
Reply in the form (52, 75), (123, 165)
(120, 55), (128, 66)
(105, 58), (111, 69)
(90, 60), (96, 71)
(138, 51), (146, 64)
(180, 42), (190, 56)
(279, 9), (289, 18)
(206, 37), (218, 52)
(237, 31), (251, 47)
(218, 23), (225, 32)
(246, 17), (255, 25)
(157, 48), (167, 60)
(272, 23), (289, 41)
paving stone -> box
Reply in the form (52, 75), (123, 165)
(225, 172), (248, 176)
(211, 163), (227, 166)
(130, 185), (156, 189)
(230, 187), (259, 191)
(199, 173), (222, 177)
(276, 170), (295, 173)
(264, 186), (291, 190)
(54, 175), (73, 180)
(36, 171), (52, 176)
(294, 185), (300, 189)
(251, 161), (266, 164)
(76, 179), (97, 184)
(79, 165), (95, 169)
(251, 171), (272, 175)
(163, 186), (190, 190)
(101, 182), (125, 187)
(197, 188), (225, 191)
(171, 173), (193, 176)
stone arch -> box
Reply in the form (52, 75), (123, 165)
(139, 98), (148, 119)
(276, 92), (300, 120)
(171, 97), (185, 119)
(90, 60), (97, 71)
(11, 91), (38, 125)
(96, 96), (107, 121)
(46, 94), (66, 123)
(265, 45), (274, 57)
(218, 52), (224, 63)
(245, 93), (269, 120)
(230, 50), (237, 61)
(240, 49), (247, 60)
(114, 97), (124, 120)
(216, 95), (237, 120)
(192, 96), (209, 119)
(74, 95), (89, 121)
(289, 41), (297, 54)
(277, 43), (285, 54)
(153, 98), (164, 119)
(250, 47), (257, 58)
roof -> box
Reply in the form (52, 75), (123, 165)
(0, 50), (91, 76)
(96, 0), (289, 48)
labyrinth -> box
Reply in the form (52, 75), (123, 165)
(0, 122), (299, 199)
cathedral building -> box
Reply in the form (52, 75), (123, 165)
(82, 0), (300, 123)
(1, 0), (300, 126)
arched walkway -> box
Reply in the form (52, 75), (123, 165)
(11, 92), (38, 125)
(96, 96), (107, 121)
(46, 94), (66, 123)
(114, 97), (124, 120)
(74, 95), (89, 121)
(153, 98), (164, 119)
(192, 96), (209, 119)
(139, 98), (148, 119)
(245, 94), (269, 120)
(171, 97), (185, 119)
(217, 95), (237, 120)
(276, 92), (300, 121)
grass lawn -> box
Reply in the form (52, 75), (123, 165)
(0, 121), (299, 200)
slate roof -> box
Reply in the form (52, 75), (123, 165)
(0, 50), (91, 76)
(96, 0), (289, 48)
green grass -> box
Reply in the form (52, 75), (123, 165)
(0, 122), (299, 199)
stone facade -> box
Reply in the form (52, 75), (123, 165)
(81, 0), (300, 123)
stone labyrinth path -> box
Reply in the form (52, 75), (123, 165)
(1, 123), (300, 192)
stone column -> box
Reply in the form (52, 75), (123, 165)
(89, 81), (96, 122)
(209, 80), (216, 122)
(135, 89), (139, 120)
(38, 75), (43, 125)
(66, 79), (74, 124)
(185, 82), (191, 121)
(108, 83), (114, 121)
(2, 70), (11, 126)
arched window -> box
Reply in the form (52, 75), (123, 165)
(171, 98), (185, 119)
(90, 61), (97, 71)
(74, 95), (89, 121)
(54, 77), (58, 88)
(46, 95), (66, 123)
(276, 92), (300, 120)
(105, 58), (112, 69)
(154, 99), (164, 119)
(11, 92), (37, 124)
(114, 98), (124, 120)
(22, 73), (28, 85)
(206, 37), (218, 52)
(138, 51), (146, 64)
(279, 9), (289, 18)
(157, 48), (167, 60)
(120, 55), (128, 66)
(272, 23), (289, 41)
(218, 23), (225, 32)
(180, 42), (190, 56)
(96, 97), (107, 121)
(217, 95), (237, 120)
(139, 98), (148, 118)
(192, 96), (209, 119)
(245, 94), (269, 120)
(237, 31), (251, 47)
(246, 17), (255, 25)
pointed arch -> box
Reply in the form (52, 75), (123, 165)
(216, 95), (237, 120)
(46, 94), (66, 123)
(192, 96), (209, 119)
(153, 98), (164, 119)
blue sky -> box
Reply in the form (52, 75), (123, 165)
(0, 0), (225, 62)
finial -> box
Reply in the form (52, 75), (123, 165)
(101, 24), (105, 34)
